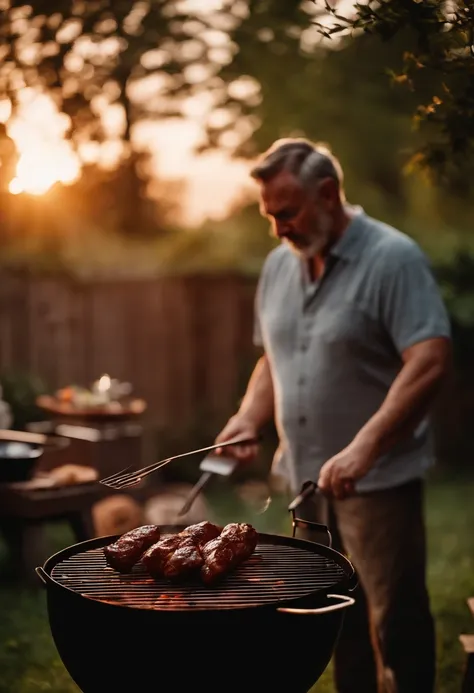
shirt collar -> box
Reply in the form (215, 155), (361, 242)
(329, 206), (367, 262)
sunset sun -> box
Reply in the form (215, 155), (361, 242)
(6, 91), (81, 196)
(3, 87), (253, 224)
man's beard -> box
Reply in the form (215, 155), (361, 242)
(284, 213), (332, 259)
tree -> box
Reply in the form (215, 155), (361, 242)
(0, 0), (259, 233)
(1, 1), (257, 145)
(219, 1), (432, 217)
(0, 123), (18, 241)
(317, 0), (474, 193)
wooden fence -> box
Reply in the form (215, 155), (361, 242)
(0, 270), (471, 465)
(0, 272), (259, 433)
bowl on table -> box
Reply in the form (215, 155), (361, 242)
(0, 441), (43, 483)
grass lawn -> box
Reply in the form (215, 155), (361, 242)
(0, 474), (472, 693)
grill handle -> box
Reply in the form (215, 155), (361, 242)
(292, 518), (332, 548)
(35, 566), (49, 586)
(292, 518), (359, 593)
(277, 593), (355, 615)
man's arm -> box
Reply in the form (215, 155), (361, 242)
(354, 337), (451, 459)
(318, 337), (451, 498)
(215, 354), (274, 461)
(237, 354), (274, 429)
(319, 239), (452, 499)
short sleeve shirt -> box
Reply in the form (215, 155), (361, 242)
(254, 210), (451, 493)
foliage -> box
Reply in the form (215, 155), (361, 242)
(1, 0), (257, 150)
(0, 0), (264, 235)
(317, 0), (474, 192)
(0, 124), (16, 193)
(0, 370), (49, 429)
(2, 0), (474, 295)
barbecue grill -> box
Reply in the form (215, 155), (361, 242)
(36, 520), (357, 693)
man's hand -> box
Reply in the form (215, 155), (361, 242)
(318, 441), (376, 500)
(319, 338), (451, 500)
(215, 415), (260, 463)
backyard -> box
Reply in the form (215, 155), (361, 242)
(0, 472), (472, 693)
(1, 2), (474, 692)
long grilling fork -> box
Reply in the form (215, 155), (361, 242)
(99, 436), (260, 491)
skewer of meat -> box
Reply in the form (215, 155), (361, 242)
(103, 525), (161, 573)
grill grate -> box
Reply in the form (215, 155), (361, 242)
(51, 537), (346, 611)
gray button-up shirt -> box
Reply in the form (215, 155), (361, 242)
(254, 210), (451, 493)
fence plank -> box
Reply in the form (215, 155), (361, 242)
(0, 271), (257, 435)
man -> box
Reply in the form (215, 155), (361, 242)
(215, 138), (452, 693)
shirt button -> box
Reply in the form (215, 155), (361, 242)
(298, 377), (306, 386)
(300, 343), (308, 352)
(298, 416), (307, 426)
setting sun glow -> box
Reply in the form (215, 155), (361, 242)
(6, 90), (81, 196)
(3, 87), (254, 224)
(0, 0), (335, 223)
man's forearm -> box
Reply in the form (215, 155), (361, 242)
(237, 355), (274, 430)
(352, 342), (450, 462)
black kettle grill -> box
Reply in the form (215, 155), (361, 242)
(36, 510), (357, 693)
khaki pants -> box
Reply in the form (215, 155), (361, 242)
(292, 479), (435, 693)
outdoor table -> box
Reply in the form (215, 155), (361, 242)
(0, 476), (101, 583)
(27, 418), (146, 479)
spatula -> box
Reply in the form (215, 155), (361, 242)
(177, 454), (238, 517)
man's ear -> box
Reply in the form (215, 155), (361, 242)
(316, 177), (339, 210)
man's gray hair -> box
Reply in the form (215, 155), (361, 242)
(250, 138), (344, 193)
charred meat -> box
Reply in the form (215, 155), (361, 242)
(143, 522), (221, 580)
(142, 535), (184, 577)
(220, 523), (259, 562)
(163, 544), (204, 579)
(201, 523), (258, 585)
(104, 521), (258, 585)
(103, 525), (161, 573)
(181, 521), (222, 547)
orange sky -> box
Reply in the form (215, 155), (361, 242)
(1, 0), (347, 224)
(2, 89), (256, 226)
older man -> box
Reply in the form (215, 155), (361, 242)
(215, 139), (452, 693)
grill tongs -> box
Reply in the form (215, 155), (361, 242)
(99, 436), (259, 490)
(287, 480), (333, 548)
(288, 479), (319, 512)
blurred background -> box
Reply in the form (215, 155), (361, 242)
(0, 1), (473, 692)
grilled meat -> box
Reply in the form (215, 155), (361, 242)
(106, 521), (258, 584)
(201, 523), (258, 585)
(201, 536), (224, 560)
(200, 539), (235, 584)
(142, 535), (184, 577)
(181, 521), (221, 547)
(103, 525), (161, 573)
(220, 522), (258, 562)
(144, 522), (221, 579)
(163, 544), (204, 579)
